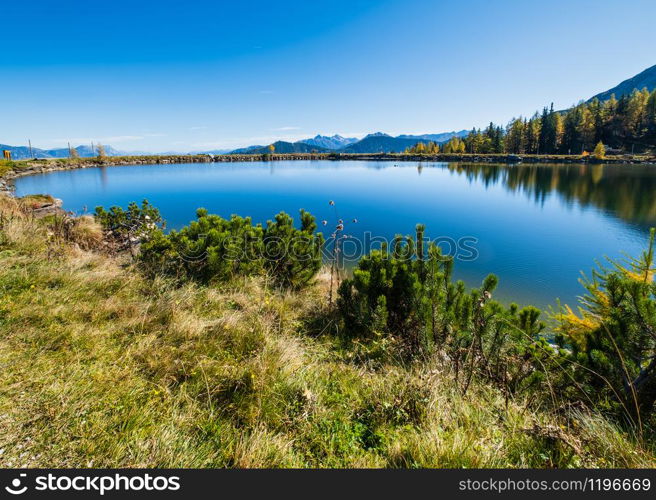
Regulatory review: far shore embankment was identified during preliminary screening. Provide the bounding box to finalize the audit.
[1,151,655,194]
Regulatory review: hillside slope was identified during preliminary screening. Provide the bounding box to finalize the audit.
[234,141,331,154]
[590,63,656,101]
[339,133,423,153]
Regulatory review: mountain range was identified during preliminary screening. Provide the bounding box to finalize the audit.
[336,133,433,154]
[234,141,332,154]
[228,131,469,155]
[0,131,469,159]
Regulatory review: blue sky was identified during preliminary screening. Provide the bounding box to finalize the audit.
[2,0,655,152]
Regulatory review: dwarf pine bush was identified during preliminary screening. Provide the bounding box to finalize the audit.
[94,199,164,253]
[337,225,552,393]
[141,209,266,282]
[139,208,324,289]
[554,228,656,424]
[263,210,325,289]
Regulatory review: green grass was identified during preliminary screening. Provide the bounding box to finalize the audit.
[0,160,18,177]
[0,194,654,468]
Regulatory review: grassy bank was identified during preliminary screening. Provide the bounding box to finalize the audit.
[0,194,654,468]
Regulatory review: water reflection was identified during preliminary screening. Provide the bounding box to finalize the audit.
[99,165,108,189]
[444,162,656,227]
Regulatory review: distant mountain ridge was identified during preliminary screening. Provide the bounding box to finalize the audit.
[228,130,469,154]
[589,63,656,102]
[0,130,475,158]
[0,143,123,160]
[338,134,422,154]
[237,141,332,155]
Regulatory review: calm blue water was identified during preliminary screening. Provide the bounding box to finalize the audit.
[14,160,656,309]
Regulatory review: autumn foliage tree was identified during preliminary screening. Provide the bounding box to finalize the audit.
[441,136,466,154]
[405,141,439,154]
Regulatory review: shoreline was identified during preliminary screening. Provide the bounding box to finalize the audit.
[2,152,655,195]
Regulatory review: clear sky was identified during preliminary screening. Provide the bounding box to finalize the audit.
[2,0,654,152]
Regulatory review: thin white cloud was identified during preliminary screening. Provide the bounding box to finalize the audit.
[188,126,208,131]
[271,126,300,131]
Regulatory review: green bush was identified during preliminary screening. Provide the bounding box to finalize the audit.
[263,210,325,289]
[337,225,552,393]
[95,200,163,235]
[94,200,164,252]
[140,208,324,289]
[142,209,265,282]
[336,235,425,346]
